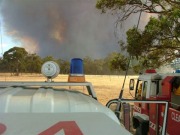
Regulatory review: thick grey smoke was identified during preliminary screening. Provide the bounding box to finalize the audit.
[0,0,121,59]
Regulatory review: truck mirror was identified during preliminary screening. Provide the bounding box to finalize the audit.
[129,79,134,90]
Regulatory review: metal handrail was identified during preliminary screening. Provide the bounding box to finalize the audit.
[106,99,169,135]
[0,81,97,100]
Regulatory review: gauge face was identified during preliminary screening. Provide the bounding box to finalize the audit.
[43,63,56,77]
[41,61,60,78]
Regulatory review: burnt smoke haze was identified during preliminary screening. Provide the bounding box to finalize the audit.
[0,0,143,60]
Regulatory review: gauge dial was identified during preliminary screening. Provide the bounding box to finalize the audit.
[41,61,60,79]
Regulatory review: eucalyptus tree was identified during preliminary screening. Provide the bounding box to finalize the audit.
[96,0,180,71]
[3,47,28,75]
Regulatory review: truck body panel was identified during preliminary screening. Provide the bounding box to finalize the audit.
[0,81,132,134]
[0,113,132,135]
[131,71,180,135]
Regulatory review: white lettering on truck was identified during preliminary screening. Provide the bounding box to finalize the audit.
[171,112,180,122]
[134,105,141,113]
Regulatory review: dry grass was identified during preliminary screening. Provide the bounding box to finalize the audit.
[0,73,137,105]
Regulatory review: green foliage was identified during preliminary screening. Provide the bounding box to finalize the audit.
[96,0,126,13]
[126,15,180,69]
[3,47,28,75]
[82,54,124,75]
[126,28,142,59]
[25,54,42,73]
[96,0,180,72]
[57,59,70,74]
[96,0,180,17]
[83,57,104,74]
[0,47,131,75]
[110,53,127,71]
[42,56,56,63]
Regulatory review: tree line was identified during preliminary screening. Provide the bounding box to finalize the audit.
[0,47,132,75]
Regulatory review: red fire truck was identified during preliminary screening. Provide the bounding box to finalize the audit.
[129,69,180,135]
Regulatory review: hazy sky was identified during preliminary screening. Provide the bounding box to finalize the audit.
[0,0,149,60]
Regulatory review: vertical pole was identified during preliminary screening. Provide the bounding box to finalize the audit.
[162,102,168,135]
[123,103,130,131]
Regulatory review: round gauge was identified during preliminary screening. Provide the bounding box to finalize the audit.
[41,61,60,79]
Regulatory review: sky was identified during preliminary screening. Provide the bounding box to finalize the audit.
[0,0,150,60]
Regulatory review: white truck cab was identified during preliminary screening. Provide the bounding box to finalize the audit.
[132,69,180,100]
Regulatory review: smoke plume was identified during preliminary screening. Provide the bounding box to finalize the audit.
[0,0,120,59]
